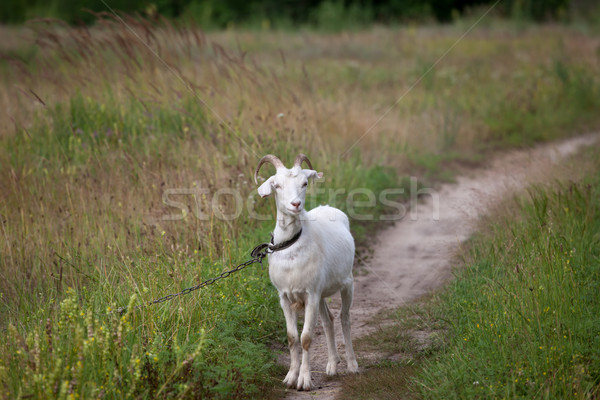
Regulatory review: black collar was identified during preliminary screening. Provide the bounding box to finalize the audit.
[269,228,302,252]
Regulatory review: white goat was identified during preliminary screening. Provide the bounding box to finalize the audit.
[255,154,358,391]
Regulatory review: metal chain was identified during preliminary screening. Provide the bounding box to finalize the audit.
[114,242,271,315]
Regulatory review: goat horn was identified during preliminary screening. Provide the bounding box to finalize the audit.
[254,154,284,184]
[293,153,313,170]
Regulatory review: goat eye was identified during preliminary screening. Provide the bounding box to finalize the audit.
[302,182,308,188]
[273,183,281,189]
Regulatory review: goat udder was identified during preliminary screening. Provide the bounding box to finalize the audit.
[291,300,305,311]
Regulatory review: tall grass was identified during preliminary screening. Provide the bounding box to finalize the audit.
[339,146,600,400]
[1,15,600,398]
[412,149,600,398]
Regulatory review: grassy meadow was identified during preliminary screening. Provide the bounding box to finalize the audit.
[340,143,600,399]
[415,146,600,398]
[1,15,600,398]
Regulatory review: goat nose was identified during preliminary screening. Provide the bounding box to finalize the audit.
[291,200,300,208]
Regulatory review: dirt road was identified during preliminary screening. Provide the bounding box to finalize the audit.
[279,134,598,400]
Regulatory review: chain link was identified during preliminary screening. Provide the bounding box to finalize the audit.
[114,242,270,315]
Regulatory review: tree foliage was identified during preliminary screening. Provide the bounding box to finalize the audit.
[0,0,576,26]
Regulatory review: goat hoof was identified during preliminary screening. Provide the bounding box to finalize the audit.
[296,371,313,391]
[326,360,338,376]
[347,360,359,373]
[283,370,299,388]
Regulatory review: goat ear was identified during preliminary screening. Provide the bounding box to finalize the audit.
[257,177,274,198]
[304,169,323,180]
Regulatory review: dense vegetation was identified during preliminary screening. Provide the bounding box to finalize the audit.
[340,145,600,399]
[413,148,600,398]
[1,13,600,399]
[1,0,589,26]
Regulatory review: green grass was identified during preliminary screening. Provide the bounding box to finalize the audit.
[482,61,600,148]
[2,16,600,399]
[340,146,600,399]
[415,159,600,398]
[0,82,404,399]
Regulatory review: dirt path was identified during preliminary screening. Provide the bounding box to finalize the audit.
[278,134,598,400]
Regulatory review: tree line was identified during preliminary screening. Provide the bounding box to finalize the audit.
[0,0,587,27]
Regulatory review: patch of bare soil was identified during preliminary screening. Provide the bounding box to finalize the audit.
[277,134,599,400]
